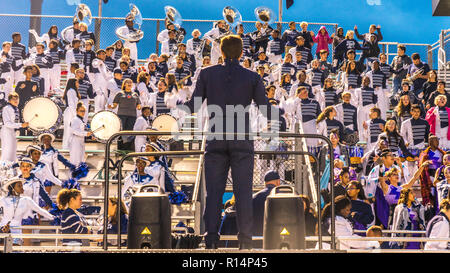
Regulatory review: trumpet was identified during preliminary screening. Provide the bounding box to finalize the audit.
[405,67,425,83]
[176,72,192,90]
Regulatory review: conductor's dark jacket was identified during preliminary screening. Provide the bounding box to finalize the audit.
[184,58,280,142]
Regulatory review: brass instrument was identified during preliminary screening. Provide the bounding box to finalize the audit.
[115,4,144,42]
[176,72,192,90]
[164,6,185,44]
[61,3,92,46]
[223,6,242,31]
[405,67,425,83]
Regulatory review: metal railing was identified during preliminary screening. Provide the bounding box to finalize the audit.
[102,131,335,250]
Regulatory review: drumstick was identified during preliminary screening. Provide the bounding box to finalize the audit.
[92,124,106,134]
[28,114,38,123]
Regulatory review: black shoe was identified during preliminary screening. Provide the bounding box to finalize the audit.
[238,242,253,250]
[205,242,218,249]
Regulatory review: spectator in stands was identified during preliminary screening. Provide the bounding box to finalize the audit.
[219,195,238,248]
[252,171,280,237]
[362,136,389,176]
[427,81,450,109]
[418,135,445,211]
[407,53,431,98]
[312,26,334,59]
[434,166,450,206]
[425,95,450,150]
[391,44,412,97]
[110,78,142,150]
[423,70,438,105]
[112,39,124,61]
[334,31,367,68]
[319,195,379,249]
[318,128,350,174]
[345,181,373,230]
[15,65,39,111]
[366,225,390,249]
[98,197,128,247]
[288,36,313,66]
[377,119,412,159]
[57,188,92,246]
[394,92,413,127]
[425,198,450,250]
[321,167,352,205]
[390,188,425,249]
[299,194,317,248]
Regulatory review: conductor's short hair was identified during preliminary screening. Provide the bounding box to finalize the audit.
[220,35,242,60]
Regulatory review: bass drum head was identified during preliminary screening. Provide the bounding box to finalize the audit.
[22,97,62,133]
[151,114,179,141]
[90,110,122,142]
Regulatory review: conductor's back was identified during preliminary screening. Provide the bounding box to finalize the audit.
[183,35,280,250]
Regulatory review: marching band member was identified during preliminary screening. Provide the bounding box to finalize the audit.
[26,145,63,193]
[169,56,192,89]
[38,132,76,181]
[284,86,321,146]
[10,32,28,86]
[106,68,123,114]
[0,177,55,246]
[61,19,81,49]
[355,76,377,140]
[282,21,300,54]
[342,60,362,91]
[15,66,40,112]
[30,64,45,95]
[316,77,339,109]
[292,51,308,73]
[366,60,389,120]
[74,68,94,122]
[160,30,179,59]
[318,50,333,78]
[62,78,81,149]
[317,106,345,140]
[148,79,172,119]
[186,29,203,64]
[362,107,386,152]
[193,56,211,83]
[146,60,159,86]
[276,73,293,101]
[133,106,152,152]
[47,39,65,92]
[119,15,140,63]
[118,59,137,83]
[65,39,84,69]
[279,53,297,81]
[104,46,118,72]
[237,24,254,61]
[253,50,269,68]
[34,43,53,96]
[156,54,169,81]
[266,29,284,64]
[252,21,273,54]
[407,53,430,98]
[143,142,169,193]
[92,49,113,113]
[335,91,358,133]
[120,47,136,68]
[1,92,28,162]
[177,45,197,74]
[425,95,450,150]
[309,59,327,89]
[83,39,96,81]
[204,20,228,64]
[1,42,22,95]
[122,157,155,208]
[112,40,124,61]
[75,22,95,46]
[68,102,93,166]
[157,21,175,44]
[135,71,153,107]
[256,65,273,87]
[288,36,313,66]
[18,157,53,209]
[289,70,313,98]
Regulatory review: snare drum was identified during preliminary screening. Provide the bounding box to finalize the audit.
[22,96,62,134]
[90,110,122,143]
[349,146,364,165]
[151,114,179,141]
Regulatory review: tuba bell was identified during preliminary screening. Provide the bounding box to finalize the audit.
[254,6,276,25]
[115,4,144,43]
[222,6,242,31]
[164,6,185,45]
[75,3,92,27]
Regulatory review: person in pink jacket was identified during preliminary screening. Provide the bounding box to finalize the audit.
[425,94,450,149]
[313,26,334,59]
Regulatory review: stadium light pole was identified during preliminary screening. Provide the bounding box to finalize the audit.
[94,0,103,51]
[278,0,283,31]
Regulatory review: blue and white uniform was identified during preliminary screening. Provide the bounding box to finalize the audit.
[61,207,89,245]
[122,171,155,208]
[1,103,21,162]
[68,115,88,166]
[40,145,76,178]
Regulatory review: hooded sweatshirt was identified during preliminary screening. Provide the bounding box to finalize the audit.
[312,26,333,54]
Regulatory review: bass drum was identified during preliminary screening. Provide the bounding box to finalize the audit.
[90,110,122,143]
[151,114,179,141]
[22,96,62,134]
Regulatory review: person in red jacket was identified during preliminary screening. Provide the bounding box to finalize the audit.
[425,94,450,150]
